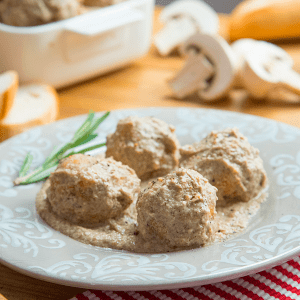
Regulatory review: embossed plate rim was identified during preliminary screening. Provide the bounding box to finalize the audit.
[1,107,300,291]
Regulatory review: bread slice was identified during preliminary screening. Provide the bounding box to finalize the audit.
[0,70,18,120]
[0,83,59,142]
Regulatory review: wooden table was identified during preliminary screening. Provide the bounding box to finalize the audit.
[1,7,300,300]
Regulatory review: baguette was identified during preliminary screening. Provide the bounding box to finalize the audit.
[229,0,300,41]
[0,70,18,121]
[0,83,59,142]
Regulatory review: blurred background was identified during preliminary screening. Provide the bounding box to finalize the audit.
[156,0,243,13]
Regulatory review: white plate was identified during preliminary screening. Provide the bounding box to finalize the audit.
[1,107,300,291]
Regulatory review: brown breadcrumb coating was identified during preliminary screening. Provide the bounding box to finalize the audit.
[46,154,140,225]
[136,168,218,248]
[180,128,267,203]
[106,116,180,180]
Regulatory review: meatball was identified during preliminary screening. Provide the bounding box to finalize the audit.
[46,154,140,225]
[180,128,267,203]
[106,116,180,180]
[136,168,218,248]
[0,0,83,27]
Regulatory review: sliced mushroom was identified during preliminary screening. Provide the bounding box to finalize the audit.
[153,0,219,56]
[231,38,294,89]
[233,39,300,99]
[168,33,237,101]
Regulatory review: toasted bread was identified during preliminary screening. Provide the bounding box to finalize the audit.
[0,70,18,121]
[0,83,59,142]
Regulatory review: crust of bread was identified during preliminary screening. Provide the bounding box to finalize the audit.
[229,0,300,41]
[0,84,59,142]
[0,70,18,121]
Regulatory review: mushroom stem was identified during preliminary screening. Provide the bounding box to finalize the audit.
[168,53,214,99]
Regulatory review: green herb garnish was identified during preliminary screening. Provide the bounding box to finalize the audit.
[14,110,110,186]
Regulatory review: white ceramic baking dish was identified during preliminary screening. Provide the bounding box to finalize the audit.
[0,0,154,88]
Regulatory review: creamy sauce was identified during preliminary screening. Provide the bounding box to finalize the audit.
[36,178,268,253]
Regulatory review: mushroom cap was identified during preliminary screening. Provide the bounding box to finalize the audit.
[233,39,294,98]
[160,0,219,35]
[231,38,294,71]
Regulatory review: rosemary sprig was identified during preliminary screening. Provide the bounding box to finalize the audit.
[14,111,110,186]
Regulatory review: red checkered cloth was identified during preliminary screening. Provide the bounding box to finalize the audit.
[70,255,300,300]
